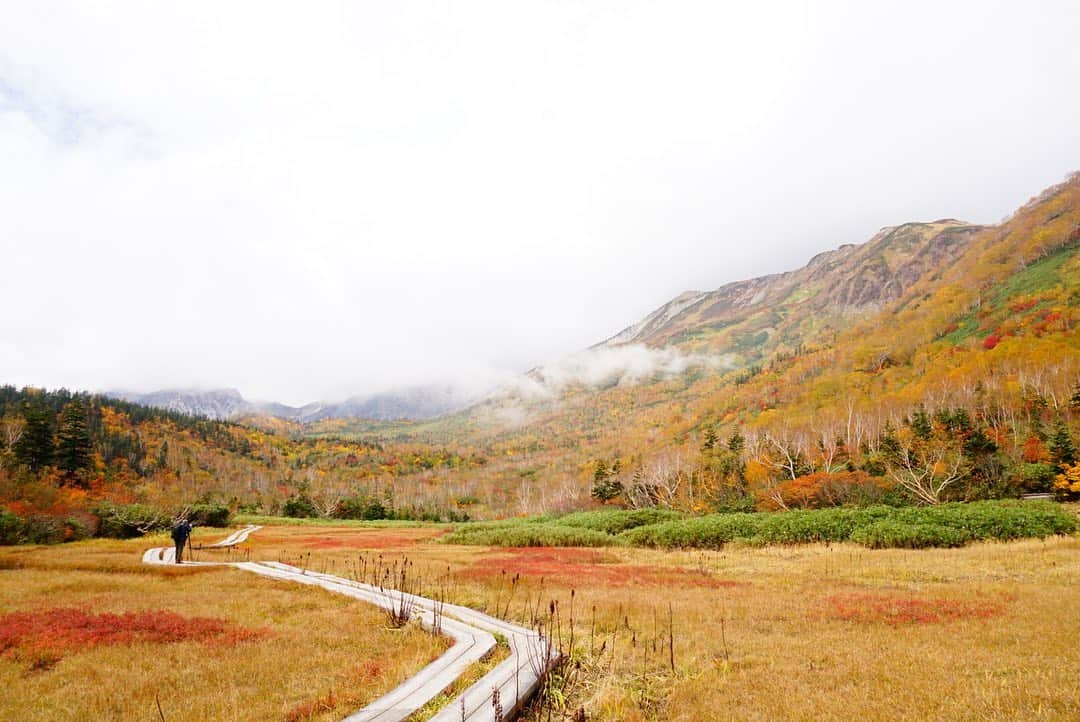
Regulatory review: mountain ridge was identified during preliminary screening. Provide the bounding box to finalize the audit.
[600,219,985,356]
[107,384,480,423]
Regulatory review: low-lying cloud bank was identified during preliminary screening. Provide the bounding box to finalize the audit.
[494,344,732,401]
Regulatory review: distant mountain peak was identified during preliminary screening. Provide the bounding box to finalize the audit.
[107,384,481,423]
[599,218,984,351]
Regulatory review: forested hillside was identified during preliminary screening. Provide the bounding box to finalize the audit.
[312,172,1080,515]
[1,173,1078,538]
[0,387,479,542]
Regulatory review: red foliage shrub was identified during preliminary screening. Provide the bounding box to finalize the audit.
[462,547,742,589]
[1022,435,1049,463]
[0,607,267,669]
[820,593,1003,625]
[284,690,337,722]
[352,659,383,682]
[758,471,892,510]
[1010,299,1038,313]
[982,334,1001,350]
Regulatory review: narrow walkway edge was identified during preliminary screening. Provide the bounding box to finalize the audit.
[143,526,558,722]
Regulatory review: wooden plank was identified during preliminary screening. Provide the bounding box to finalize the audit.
[143,527,557,721]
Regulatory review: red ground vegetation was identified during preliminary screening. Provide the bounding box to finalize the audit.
[284,690,338,722]
[292,529,447,549]
[820,592,1004,625]
[0,607,267,670]
[461,547,743,589]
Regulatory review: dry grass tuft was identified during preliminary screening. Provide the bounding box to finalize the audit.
[820,591,1005,625]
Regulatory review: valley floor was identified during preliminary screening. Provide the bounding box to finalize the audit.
[2,522,1078,721]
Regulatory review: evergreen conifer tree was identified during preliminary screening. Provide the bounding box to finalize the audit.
[909,407,933,440]
[56,398,92,476]
[13,400,54,471]
[1049,419,1076,468]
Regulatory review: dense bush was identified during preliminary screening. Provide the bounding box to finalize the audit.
[0,509,21,545]
[336,495,389,521]
[1010,462,1058,493]
[549,508,685,534]
[620,513,762,548]
[624,501,1074,549]
[189,503,231,528]
[757,471,899,510]
[890,500,1075,540]
[442,522,615,547]
[91,503,170,538]
[850,521,972,549]
[282,495,319,519]
[445,500,1076,550]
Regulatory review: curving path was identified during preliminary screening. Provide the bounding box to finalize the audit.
[144,526,557,722]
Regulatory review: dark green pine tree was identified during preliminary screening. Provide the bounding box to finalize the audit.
[701,428,718,451]
[591,459,623,503]
[157,440,170,471]
[909,407,933,440]
[1049,419,1076,468]
[13,400,55,471]
[56,398,93,477]
[1071,382,1080,412]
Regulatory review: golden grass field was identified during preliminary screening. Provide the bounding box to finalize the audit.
[2,521,1078,721]
[0,528,447,722]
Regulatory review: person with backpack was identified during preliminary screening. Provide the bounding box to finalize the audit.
[171,518,193,564]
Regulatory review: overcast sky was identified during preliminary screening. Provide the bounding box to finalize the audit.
[2,1,1079,405]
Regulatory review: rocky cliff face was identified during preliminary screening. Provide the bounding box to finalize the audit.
[601,220,985,354]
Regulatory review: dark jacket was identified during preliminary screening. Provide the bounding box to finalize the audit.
[171,521,192,543]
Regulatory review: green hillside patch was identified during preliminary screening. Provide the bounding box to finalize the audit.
[940,240,1078,345]
[991,239,1077,303]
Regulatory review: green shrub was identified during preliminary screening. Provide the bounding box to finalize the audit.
[337,496,390,521]
[61,516,95,542]
[282,495,319,519]
[92,502,169,538]
[894,500,1076,540]
[552,508,685,535]
[0,509,21,545]
[620,514,761,548]
[442,523,615,547]
[189,503,232,527]
[445,500,1076,550]
[851,521,972,549]
[20,515,64,544]
[1009,463,1058,493]
[713,495,757,514]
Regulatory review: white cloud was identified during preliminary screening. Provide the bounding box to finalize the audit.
[498,345,732,401]
[1,1,1078,405]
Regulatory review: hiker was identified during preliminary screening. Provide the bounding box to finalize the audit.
[171,518,193,564]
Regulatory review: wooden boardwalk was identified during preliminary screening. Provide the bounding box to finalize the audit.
[143,526,556,721]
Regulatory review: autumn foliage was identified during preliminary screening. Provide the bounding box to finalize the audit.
[460,546,739,588]
[0,607,266,670]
